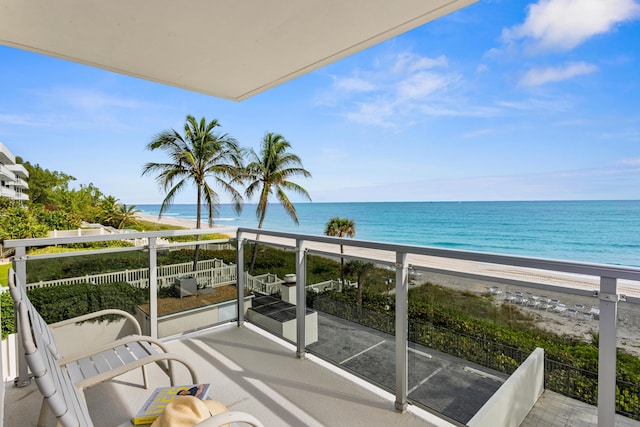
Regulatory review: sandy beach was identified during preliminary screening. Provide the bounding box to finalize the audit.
[136,213,640,355]
[136,213,237,237]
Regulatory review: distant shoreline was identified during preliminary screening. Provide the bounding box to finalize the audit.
[135,213,237,237]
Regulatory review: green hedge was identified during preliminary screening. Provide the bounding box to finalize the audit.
[1,292,14,340]
[27,282,146,324]
[0,282,147,339]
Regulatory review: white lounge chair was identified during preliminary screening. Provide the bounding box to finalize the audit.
[9,269,200,424]
[17,301,262,427]
[554,303,567,314]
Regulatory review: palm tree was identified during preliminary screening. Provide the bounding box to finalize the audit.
[116,203,141,229]
[245,132,311,273]
[142,115,244,269]
[344,260,374,315]
[98,196,120,227]
[324,217,356,286]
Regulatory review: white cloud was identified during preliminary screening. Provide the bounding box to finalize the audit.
[391,52,448,74]
[0,114,36,126]
[621,157,640,166]
[317,50,493,127]
[333,77,376,93]
[462,128,499,139]
[396,72,455,101]
[504,0,640,51]
[519,62,598,86]
[48,87,150,110]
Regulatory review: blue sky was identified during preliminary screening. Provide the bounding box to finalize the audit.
[1,0,639,204]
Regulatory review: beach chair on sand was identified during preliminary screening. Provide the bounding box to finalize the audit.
[553,303,567,315]
[528,296,541,309]
[538,296,551,310]
[548,299,560,311]
[488,286,502,297]
[504,291,515,303]
[588,306,600,320]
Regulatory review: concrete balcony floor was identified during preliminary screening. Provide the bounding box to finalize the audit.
[4,321,640,427]
[4,322,442,427]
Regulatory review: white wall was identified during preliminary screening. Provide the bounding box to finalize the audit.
[467,347,545,427]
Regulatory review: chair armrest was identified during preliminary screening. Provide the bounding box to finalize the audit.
[49,309,142,335]
[195,412,264,427]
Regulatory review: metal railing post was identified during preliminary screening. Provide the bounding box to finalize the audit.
[395,252,409,412]
[13,245,30,387]
[236,231,245,327]
[598,276,618,427]
[296,239,306,359]
[148,237,158,339]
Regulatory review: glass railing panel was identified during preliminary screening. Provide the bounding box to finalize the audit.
[615,293,640,421]
[17,236,239,339]
[242,240,299,344]
[150,235,238,338]
[406,268,513,424]
[305,249,397,391]
[25,243,148,282]
[20,245,150,353]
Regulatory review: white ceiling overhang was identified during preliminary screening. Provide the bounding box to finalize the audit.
[0,0,476,101]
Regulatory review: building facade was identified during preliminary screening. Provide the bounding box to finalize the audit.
[0,142,28,202]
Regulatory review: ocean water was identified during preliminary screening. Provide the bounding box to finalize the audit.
[136,200,640,267]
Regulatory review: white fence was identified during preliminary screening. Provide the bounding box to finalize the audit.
[25,259,293,295]
[26,258,230,290]
[244,273,284,294]
[306,279,356,293]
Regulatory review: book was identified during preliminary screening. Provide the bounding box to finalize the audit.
[132,383,211,425]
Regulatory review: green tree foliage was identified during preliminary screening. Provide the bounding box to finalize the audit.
[142,115,245,228]
[1,291,14,340]
[344,259,374,312]
[116,204,140,229]
[54,183,103,223]
[34,208,80,231]
[98,195,120,227]
[324,217,356,285]
[0,205,48,240]
[22,161,76,207]
[97,197,140,229]
[245,132,311,272]
[143,115,245,270]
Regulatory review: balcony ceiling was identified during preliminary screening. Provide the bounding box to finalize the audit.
[0,0,475,101]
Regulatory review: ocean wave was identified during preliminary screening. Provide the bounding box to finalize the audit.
[216,218,237,222]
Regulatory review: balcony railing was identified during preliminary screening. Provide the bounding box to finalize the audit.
[4,227,640,426]
[0,164,13,180]
[11,177,28,189]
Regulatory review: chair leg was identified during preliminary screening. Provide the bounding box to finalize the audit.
[169,360,175,386]
[142,366,148,389]
[37,399,50,427]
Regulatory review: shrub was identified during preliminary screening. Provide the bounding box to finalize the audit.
[1,291,14,339]
[27,282,146,324]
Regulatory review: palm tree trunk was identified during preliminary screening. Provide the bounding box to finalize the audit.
[357,278,363,316]
[192,186,202,272]
[249,214,266,274]
[340,244,345,286]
